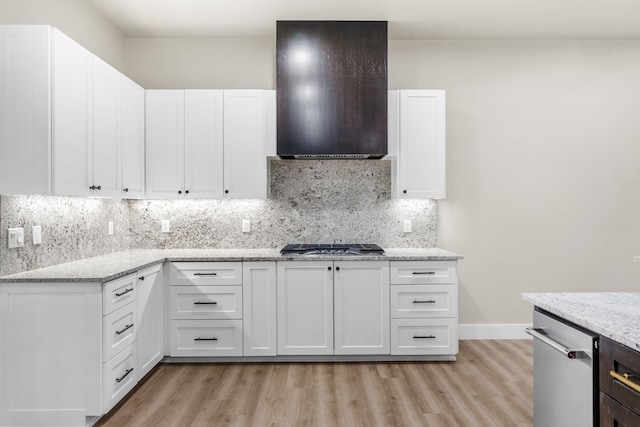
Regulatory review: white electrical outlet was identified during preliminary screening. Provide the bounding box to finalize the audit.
[242,220,251,233]
[162,220,171,233]
[634,256,640,263]
[32,225,42,245]
[7,227,25,249]
[403,219,412,233]
[108,221,114,235]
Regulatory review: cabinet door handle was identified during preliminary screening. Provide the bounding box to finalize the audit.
[178,190,182,194]
[335,266,340,271]
[123,188,129,193]
[193,272,217,276]
[96,185,101,190]
[412,271,436,275]
[194,301,217,305]
[115,368,134,383]
[115,324,134,335]
[225,190,229,194]
[114,288,133,297]
[185,190,190,194]
[413,300,436,304]
[610,371,640,393]
[328,266,332,271]
[413,335,436,339]
[194,337,218,341]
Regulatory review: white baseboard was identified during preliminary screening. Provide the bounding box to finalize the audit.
[459,324,532,340]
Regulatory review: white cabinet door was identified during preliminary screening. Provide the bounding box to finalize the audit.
[184,90,224,198]
[334,261,390,355]
[223,90,266,199]
[397,90,446,199]
[121,76,145,198]
[0,25,51,195]
[91,56,121,198]
[243,262,277,356]
[52,29,93,197]
[137,264,164,380]
[277,261,333,355]
[0,283,102,427]
[145,90,185,199]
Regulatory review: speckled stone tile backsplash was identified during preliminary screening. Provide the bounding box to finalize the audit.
[0,195,129,276]
[129,160,437,249]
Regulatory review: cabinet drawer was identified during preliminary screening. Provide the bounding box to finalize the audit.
[600,336,640,415]
[103,301,138,361]
[170,262,242,286]
[103,342,137,413]
[390,284,457,318]
[103,272,137,314]
[600,392,640,427]
[390,261,457,285]
[169,285,242,320]
[391,318,458,355]
[170,320,243,357]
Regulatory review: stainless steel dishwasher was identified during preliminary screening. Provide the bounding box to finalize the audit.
[526,308,599,427]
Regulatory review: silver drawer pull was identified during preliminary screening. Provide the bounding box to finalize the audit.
[115,368,133,383]
[194,301,217,305]
[115,324,134,335]
[193,272,217,276]
[114,288,133,297]
[413,335,436,339]
[412,271,436,275]
[194,337,218,341]
[413,300,436,304]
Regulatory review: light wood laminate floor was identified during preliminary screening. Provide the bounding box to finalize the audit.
[96,340,533,427]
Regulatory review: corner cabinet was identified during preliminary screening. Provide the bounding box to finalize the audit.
[0,265,165,427]
[145,89,267,200]
[0,25,142,197]
[388,90,446,199]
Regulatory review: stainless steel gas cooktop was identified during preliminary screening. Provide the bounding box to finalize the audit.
[280,243,385,256]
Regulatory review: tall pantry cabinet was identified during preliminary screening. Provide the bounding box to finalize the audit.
[0,25,144,197]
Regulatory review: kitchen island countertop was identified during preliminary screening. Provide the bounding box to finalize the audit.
[0,247,462,284]
[523,292,640,351]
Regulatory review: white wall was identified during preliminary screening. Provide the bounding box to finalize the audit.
[0,0,125,71]
[125,38,275,89]
[390,40,640,324]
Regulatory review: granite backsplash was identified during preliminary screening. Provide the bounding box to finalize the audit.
[0,160,437,276]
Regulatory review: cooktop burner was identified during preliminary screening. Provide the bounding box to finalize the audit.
[280,243,385,256]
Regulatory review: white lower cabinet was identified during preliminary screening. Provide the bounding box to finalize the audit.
[137,264,164,380]
[243,262,277,356]
[277,261,334,355]
[390,261,458,356]
[334,261,390,355]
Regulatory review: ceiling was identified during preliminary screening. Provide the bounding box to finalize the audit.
[86,0,640,40]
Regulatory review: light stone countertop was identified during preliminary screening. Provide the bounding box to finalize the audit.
[522,292,640,351]
[0,247,462,283]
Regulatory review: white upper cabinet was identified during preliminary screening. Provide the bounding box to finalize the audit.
[0,25,51,195]
[120,76,145,199]
[184,90,224,199]
[223,90,267,199]
[390,90,446,199]
[145,90,185,199]
[52,29,94,197]
[146,89,267,200]
[91,56,121,198]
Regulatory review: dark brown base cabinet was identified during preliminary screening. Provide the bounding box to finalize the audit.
[599,336,640,426]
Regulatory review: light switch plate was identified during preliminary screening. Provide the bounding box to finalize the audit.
[32,226,42,245]
[403,219,412,233]
[7,227,25,249]
[242,220,251,233]
[108,221,114,235]
[162,220,171,233]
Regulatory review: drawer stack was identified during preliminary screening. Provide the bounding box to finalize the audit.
[102,273,138,412]
[169,262,243,356]
[389,261,458,355]
[600,336,640,426]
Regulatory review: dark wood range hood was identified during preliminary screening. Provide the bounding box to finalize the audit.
[276,21,388,159]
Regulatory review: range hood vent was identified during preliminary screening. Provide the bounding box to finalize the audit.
[276,21,388,159]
